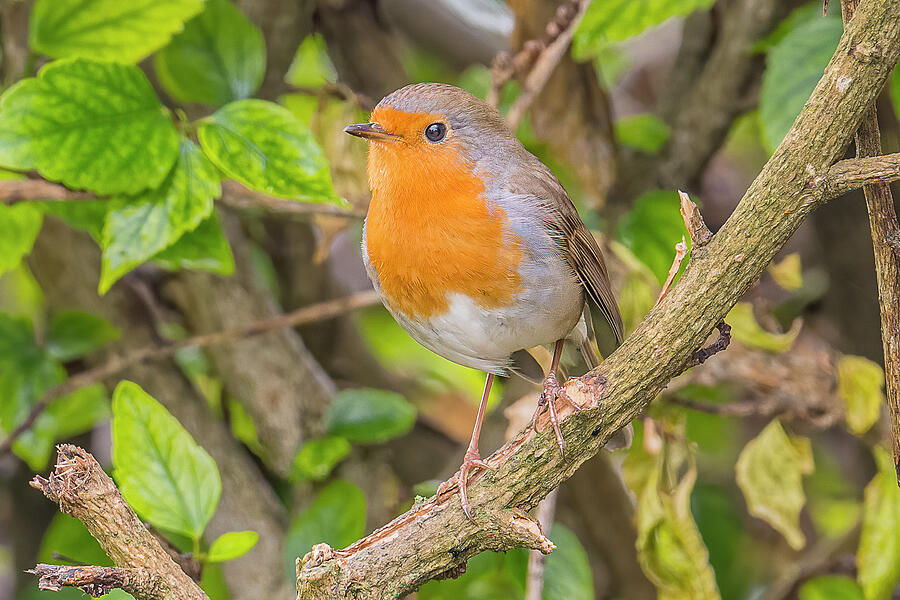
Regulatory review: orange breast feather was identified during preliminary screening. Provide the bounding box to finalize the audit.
[365,108,524,321]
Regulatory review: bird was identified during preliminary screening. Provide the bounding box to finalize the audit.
[345,82,623,517]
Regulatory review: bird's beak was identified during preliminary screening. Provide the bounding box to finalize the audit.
[344,122,399,142]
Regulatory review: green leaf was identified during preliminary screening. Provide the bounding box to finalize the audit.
[609,241,658,334]
[100,140,220,292]
[614,114,670,154]
[634,463,721,600]
[291,436,351,482]
[47,311,120,361]
[726,302,801,353]
[325,388,416,444]
[837,355,885,435]
[800,576,865,600]
[544,523,594,600]
[0,59,179,195]
[285,480,365,579]
[39,200,109,241]
[0,312,41,365]
[112,381,221,540]
[155,0,265,106]
[753,3,825,53]
[15,383,110,471]
[759,17,843,153]
[30,0,205,63]
[857,447,900,600]
[768,253,804,291]
[286,34,337,89]
[153,212,235,275]
[574,0,714,56]
[206,530,259,563]
[617,190,689,284]
[198,99,341,203]
[39,513,112,566]
[0,203,43,278]
[735,420,813,550]
[891,66,900,123]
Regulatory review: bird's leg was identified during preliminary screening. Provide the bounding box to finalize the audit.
[436,373,494,518]
[531,339,582,456]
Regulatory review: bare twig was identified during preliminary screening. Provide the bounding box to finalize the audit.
[30,565,166,599]
[678,190,713,247]
[219,180,367,219]
[690,322,732,366]
[505,0,590,129]
[524,489,559,600]
[0,177,366,219]
[841,0,900,484]
[656,237,688,305]
[0,290,380,457]
[29,445,208,600]
[486,0,582,107]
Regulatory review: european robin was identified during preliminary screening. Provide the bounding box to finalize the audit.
[345,83,623,517]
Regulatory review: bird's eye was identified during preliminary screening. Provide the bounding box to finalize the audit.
[425,122,446,142]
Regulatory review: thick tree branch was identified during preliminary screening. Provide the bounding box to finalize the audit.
[841,0,900,484]
[29,445,208,600]
[295,1,900,597]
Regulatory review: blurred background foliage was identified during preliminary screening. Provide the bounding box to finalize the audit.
[0,0,898,599]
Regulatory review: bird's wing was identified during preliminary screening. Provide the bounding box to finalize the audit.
[509,159,624,344]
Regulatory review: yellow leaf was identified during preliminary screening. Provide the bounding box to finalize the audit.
[857,447,900,600]
[735,420,813,550]
[768,253,803,290]
[837,355,885,435]
[727,302,801,353]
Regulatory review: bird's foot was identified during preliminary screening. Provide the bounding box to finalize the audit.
[436,449,491,519]
[531,371,582,456]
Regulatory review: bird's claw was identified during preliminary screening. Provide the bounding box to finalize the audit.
[531,372,581,457]
[436,450,491,519]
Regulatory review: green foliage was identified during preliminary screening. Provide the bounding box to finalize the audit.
[0,59,179,194]
[759,15,842,152]
[543,523,594,600]
[99,140,220,292]
[0,203,43,278]
[837,355,885,435]
[285,480,366,579]
[287,34,338,89]
[857,448,900,600]
[0,312,113,469]
[30,0,205,63]
[632,456,721,600]
[753,3,823,53]
[735,420,813,550]
[153,213,235,276]
[325,388,417,444]
[726,302,801,353]
[198,99,341,203]
[112,381,221,540]
[614,114,670,154]
[800,576,865,600]
[47,310,121,361]
[574,0,714,56]
[39,200,109,241]
[156,0,266,106]
[617,190,690,285]
[291,436,352,481]
[609,241,658,334]
[16,384,110,470]
[206,531,259,563]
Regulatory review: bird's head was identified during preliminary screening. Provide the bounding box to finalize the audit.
[344,83,520,196]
